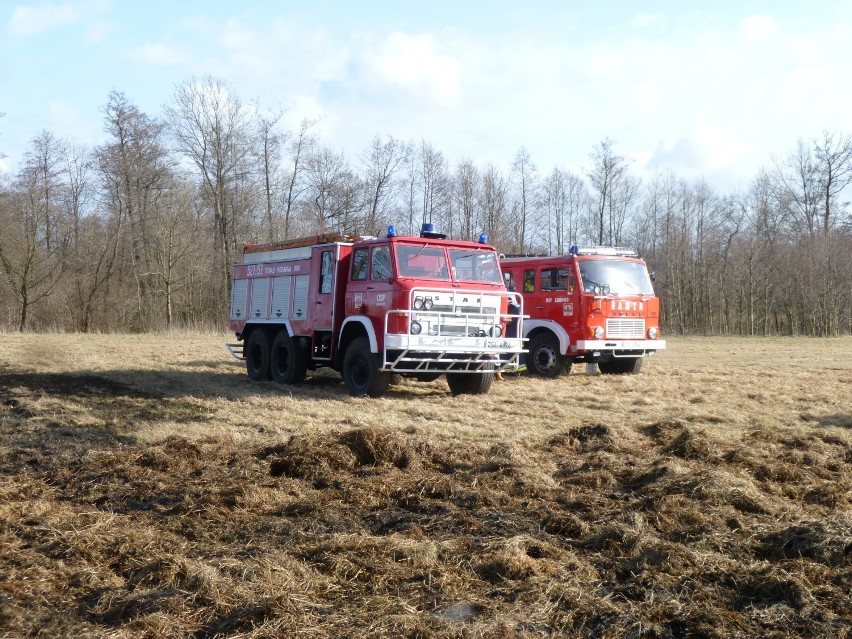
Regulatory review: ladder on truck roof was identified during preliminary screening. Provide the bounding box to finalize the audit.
[242,232,366,255]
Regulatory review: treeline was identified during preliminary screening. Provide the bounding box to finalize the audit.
[1,76,851,335]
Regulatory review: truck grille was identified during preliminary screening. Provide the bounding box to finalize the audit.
[606,318,645,339]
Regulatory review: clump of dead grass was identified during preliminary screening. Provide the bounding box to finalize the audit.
[2,334,852,638]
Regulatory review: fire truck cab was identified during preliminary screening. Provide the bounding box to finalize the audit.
[228,226,524,397]
[500,246,665,376]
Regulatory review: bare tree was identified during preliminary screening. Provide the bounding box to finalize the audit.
[148,180,204,327]
[813,130,852,235]
[587,138,639,245]
[306,145,359,234]
[255,108,289,242]
[479,163,511,251]
[0,132,69,330]
[361,134,408,236]
[165,75,255,294]
[452,159,480,241]
[282,117,319,240]
[543,167,587,254]
[511,146,538,251]
[419,141,449,229]
[99,91,172,328]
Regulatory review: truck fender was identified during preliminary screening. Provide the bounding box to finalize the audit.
[339,317,379,353]
[243,320,296,339]
[522,320,570,356]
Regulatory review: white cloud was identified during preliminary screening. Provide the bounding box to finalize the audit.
[364,32,463,106]
[740,15,776,42]
[133,43,191,66]
[9,2,77,37]
[84,21,114,44]
[629,12,664,29]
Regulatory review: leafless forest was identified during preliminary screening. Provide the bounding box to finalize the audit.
[1,75,851,335]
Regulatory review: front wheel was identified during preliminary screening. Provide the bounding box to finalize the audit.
[527,333,566,377]
[446,368,494,396]
[343,337,391,397]
[245,330,272,381]
[599,357,643,374]
[270,331,307,385]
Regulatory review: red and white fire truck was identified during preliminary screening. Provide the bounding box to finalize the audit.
[227,225,524,397]
[500,246,665,376]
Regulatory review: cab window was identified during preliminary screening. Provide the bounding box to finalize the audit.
[503,271,516,292]
[523,269,536,293]
[320,250,334,293]
[371,246,392,280]
[351,248,369,281]
[541,267,570,291]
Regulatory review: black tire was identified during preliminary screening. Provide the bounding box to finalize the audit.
[413,372,442,383]
[245,330,271,381]
[343,337,391,397]
[599,357,643,375]
[270,331,308,385]
[527,333,566,377]
[446,367,494,396]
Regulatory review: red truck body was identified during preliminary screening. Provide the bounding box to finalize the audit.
[228,229,524,396]
[500,246,665,376]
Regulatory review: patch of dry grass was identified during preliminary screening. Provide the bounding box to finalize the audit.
[1,334,851,637]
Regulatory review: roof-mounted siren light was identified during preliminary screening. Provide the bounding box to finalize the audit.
[387,224,396,238]
[477,231,488,244]
[569,245,638,257]
[420,222,447,239]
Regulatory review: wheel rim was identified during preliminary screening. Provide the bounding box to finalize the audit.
[350,353,370,389]
[248,343,263,372]
[534,344,558,372]
[274,345,289,376]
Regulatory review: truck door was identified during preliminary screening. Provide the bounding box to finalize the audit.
[542,263,580,337]
[309,246,337,358]
[346,244,394,341]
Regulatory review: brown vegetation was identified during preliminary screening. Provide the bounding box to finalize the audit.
[1,334,851,637]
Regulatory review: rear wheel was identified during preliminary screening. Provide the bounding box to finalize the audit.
[599,357,643,374]
[245,330,271,381]
[446,368,494,396]
[343,337,391,397]
[270,331,307,385]
[527,333,566,377]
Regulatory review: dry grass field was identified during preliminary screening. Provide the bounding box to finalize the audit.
[1,333,850,638]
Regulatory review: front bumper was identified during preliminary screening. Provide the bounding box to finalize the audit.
[383,334,525,372]
[573,339,666,353]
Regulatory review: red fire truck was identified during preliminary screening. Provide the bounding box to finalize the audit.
[500,246,665,376]
[227,225,524,397]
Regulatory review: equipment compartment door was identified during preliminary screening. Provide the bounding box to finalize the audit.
[309,247,336,332]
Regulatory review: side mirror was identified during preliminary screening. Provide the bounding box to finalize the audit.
[650,272,656,282]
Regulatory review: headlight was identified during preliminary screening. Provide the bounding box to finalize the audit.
[410,321,422,335]
[594,326,604,339]
[413,297,423,310]
[423,297,434,310]
[490,325,503,337]
[648,327,658,339]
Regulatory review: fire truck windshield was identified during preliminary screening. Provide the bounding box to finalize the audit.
[578,259,654,295]
[396,245,451,280]
[449,249,503,284]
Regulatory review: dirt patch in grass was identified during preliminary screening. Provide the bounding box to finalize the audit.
[1,334,851,637]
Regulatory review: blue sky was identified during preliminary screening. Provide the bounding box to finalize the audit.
[2,0,851,189]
